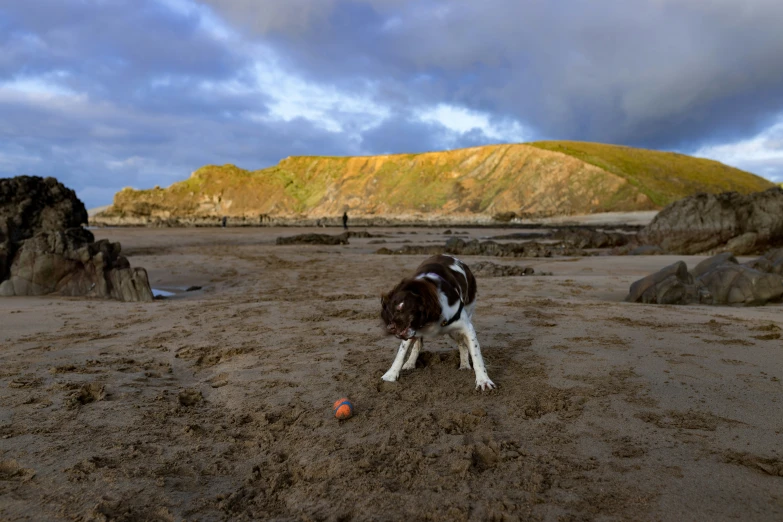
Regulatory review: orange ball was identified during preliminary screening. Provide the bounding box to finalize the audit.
[332,397,354,420]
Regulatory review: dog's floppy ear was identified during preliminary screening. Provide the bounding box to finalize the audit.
[381,293,389,306]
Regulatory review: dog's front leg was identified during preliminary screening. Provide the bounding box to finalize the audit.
[382,338,414,382]
[462,322,495,391]
[402,337,422,370]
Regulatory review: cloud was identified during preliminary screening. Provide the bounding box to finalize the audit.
[694,116,783,181]
[2,0,783,207]
[201,0,783,149]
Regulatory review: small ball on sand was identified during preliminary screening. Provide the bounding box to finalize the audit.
[333,397,354,420]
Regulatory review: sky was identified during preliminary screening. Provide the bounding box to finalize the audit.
[2,0,783,209]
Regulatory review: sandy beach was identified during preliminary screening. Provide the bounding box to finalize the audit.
[1,226,782,521]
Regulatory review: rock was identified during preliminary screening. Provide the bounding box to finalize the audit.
[0,228,153,302]
[0,176,88,243]
[553,228,630,249]
[276,233,349,245]
[377,245,446,256]
[1,176,153,302]
[626,251,783,306]
[691,253,737,279]
[470,261,535,277]
[624,261,697,304]
[698,265,783,306]
[744,248,783,275]
[639,188,783,254]
[0,239,12,282]
[379,238,560,258]
[490,232,548,241]
[344,231,375,238]
[723,232,758,255]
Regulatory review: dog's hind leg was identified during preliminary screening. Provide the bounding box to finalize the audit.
[382,338,414,382]
[449,332,472,370]
[402,337,422,370]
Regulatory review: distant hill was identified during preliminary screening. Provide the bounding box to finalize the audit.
[98,141,774,224]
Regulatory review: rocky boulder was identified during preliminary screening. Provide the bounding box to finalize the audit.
[0,228,153,302]
[698,264,783,306]
[625,250,783,306]
[743,249,783,275]
[1,176,153,302]
[624,261,700,305]
[639,188,783,254]
[0,176,88,243]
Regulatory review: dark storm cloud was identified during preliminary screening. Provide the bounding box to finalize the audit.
[202,0,783,149]
[3,0,783,208]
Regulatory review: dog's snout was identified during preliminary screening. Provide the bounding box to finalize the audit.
[394,327,414,340]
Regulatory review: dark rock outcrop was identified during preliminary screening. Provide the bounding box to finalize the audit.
[552,228,631,249]
[698,264,783,306]
[743,249,783,275]
[470,261,535,277]
[0,176,88,243]
[375,234,609,258]
[639,188,783,254]
[377,238,560,258]
[625,261,700,305]
[625,250,783,306]
[1,176,153,301]
[275,231,381,245]
[276,233,350,245]
[1,176,89,282]
[0,228,153,302]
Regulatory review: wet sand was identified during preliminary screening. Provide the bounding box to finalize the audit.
[1,226,782,521]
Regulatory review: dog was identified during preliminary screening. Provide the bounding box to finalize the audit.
[380,254,495,391]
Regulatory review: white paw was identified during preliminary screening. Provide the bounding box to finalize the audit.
[475,378,496,391]
[381,371,399,382]
[458,364,472,371]
[402,362,416,371]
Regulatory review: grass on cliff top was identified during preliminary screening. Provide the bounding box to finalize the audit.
[528,141,774,206]
[106,141,776,217]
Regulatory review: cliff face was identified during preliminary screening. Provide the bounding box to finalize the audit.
[99,142,774,223]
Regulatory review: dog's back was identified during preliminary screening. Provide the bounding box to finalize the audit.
[414,254,476,312]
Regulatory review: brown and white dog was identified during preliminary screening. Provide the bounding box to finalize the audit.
[380,254,495,391]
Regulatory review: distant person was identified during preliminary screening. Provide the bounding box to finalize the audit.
[222,216,227,228]
[342,211,348,230]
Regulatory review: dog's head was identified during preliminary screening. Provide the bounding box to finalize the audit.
[380,280,439,340]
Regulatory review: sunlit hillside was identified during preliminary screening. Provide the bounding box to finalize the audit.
[101,142,773,221]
